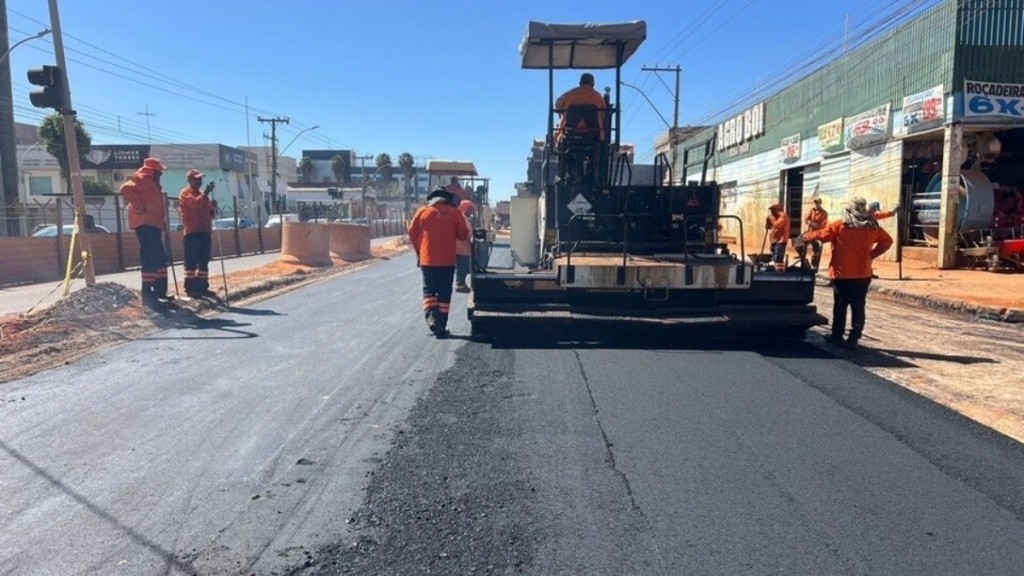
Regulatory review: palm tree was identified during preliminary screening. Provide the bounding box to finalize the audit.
[375,153,393,195]
[398,152,415,197]
[299,156,314,183]
[330,154,347,184]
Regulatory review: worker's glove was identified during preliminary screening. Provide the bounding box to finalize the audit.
[893,204,900,211]
[203,182,215,195]
[765,217,773,230]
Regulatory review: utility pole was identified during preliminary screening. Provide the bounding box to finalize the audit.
[642,65,681,183]
[137,104,155,144]
[356,154,373,220]
[0,1,18,236]
[46,0,95,284]
[257,116,289,218]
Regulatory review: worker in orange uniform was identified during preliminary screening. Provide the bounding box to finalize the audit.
[555,72,606,142]
[802,197,893,348]
[804,196,829,270]
[455,200,475,293]
[868,201,898,220]
[178,170,217,298]
[765,203,790,272]
[408,188,470,338]
[120,157,170,307]
[445,176,470,204]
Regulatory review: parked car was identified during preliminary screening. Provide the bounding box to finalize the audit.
[265,213,301,228]
[212,217,257,230]
[31,224,110,237]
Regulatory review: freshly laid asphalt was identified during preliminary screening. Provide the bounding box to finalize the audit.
[1,252,1022,575]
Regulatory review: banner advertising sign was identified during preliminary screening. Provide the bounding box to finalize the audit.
[80,145,151,169]
[781,134,801,162]
[901,85,944,133]
[716,102,765,152]
[817,118,844,153]
[845,103,890,149]
[964,80,1024,120]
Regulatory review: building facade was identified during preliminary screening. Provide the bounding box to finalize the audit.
[672,0,1024,268]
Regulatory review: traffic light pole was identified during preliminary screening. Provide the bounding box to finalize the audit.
[46,0,94,285]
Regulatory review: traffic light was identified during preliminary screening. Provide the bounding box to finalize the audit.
[26,65,68,111]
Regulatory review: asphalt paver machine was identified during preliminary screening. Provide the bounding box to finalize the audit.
[468,20,826,338]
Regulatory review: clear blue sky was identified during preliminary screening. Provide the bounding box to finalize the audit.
[6,0,940,201]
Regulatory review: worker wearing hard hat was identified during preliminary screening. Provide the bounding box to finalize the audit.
[802,197,893,348]
[120,157,171,307]
[408,188,470,338]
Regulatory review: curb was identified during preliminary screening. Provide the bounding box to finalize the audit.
[815,273,1024,324]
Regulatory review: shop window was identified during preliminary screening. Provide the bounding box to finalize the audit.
[29,176,53,196]
[784,167,804,236]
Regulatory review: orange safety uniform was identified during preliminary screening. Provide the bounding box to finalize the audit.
[767,211,790,244]
[120,168,166,230]
[555,86,606,141]
[803,220,893,279]
[871,209,896,220]
[408,200,470,267]
[445,183,471,204]
[178,186,215,235]
[805,206,829,231]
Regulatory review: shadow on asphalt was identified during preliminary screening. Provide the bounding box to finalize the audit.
[143,316,258,340]
[470,320,841,358]
[0,440,193,573]
[222,306,285,317]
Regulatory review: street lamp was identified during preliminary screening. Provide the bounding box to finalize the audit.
[0,29,51,66]
[279,125,319,157]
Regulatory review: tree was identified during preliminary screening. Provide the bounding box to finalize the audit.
[330,154,347,184]
[299,156,314,183]
[38,114,91,194]
[83,180,115,196]
[375,153,394,197]
[398,152,415,196]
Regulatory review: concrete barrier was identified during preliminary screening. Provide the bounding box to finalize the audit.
[278,222,332,267]
[329,223,372,262]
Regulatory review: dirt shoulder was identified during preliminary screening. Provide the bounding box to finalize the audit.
[0,240,411,385]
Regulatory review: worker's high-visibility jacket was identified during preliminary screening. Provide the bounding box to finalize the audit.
[871,209,896,220]
[408,199,469,267]
[555,86,607,141]
[119,170,166,230]
[767,212,790,244]
[178,186,215,235]
[803,219,893,280]
[805,207,829,231]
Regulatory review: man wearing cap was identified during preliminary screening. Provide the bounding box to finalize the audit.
[179,170,217,298]
[802,197,893,348]
[804,196,829,270]
[765,203,790,272]
[120,157,171,306]
[408,188,470,338]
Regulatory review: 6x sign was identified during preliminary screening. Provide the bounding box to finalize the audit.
[965,80,1024,119]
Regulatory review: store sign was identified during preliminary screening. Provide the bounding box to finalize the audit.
[218,145,248,172]
[901,85,944,132]
[780,134,801,162]
[964,80,1024,119]
[150,144,220,169]
[81,145,151,169]
[817,118,844,152]
[716,102,765,152]
[845,103,890,149]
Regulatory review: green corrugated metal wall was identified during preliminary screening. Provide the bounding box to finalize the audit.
[729,0,958,158]
[955,0,1024,85]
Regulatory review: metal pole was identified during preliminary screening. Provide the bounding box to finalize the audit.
[47,0,95,284]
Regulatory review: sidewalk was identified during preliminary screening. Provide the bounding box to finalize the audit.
[0,237,403,317]
[857,259,1024,324]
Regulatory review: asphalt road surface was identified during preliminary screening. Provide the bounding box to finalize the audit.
[1,253,1022,575]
